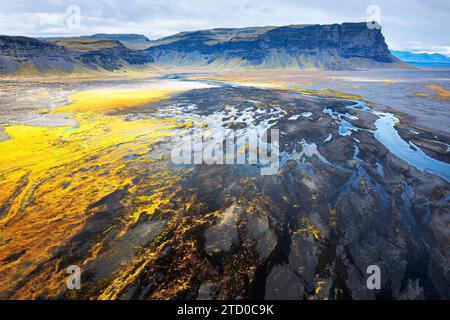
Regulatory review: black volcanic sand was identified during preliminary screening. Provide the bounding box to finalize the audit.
[36,83,450,300]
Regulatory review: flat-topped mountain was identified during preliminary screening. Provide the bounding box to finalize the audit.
[0,22,406,75]
[146,22,405,69]
[88,33,151,43]
[39,33,152,50]
[47,38,124,52]
[87,34,152,49]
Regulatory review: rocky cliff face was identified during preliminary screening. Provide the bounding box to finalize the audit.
[85,34,152,50]
[146,23,404,70]
[50,38,154,70]
[0,35,153,74]
[0,36,75,73]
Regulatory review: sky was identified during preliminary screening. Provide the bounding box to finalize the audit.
[0,0,449,53]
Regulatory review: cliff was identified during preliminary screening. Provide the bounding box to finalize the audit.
[146,23,404,70]
[0,35,153,74]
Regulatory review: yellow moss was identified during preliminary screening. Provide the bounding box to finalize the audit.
[99,209,220,300]
[0,85,194,298]
[298,217,323,240]
[315,281,326,294]
[54,89,179,114]
[253,83,366,101]
[393,113,402,126]
[36,107,50,114]
[426,85,450,99]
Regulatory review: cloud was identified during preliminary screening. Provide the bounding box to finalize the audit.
[0,0,448,52]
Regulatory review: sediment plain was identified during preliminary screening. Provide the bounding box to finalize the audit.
[0,69,449,299]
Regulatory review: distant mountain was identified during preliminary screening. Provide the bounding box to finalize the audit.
[88,33,151,43]
[145,22,406,70]
[48,38,125,52]
[0,35,153,74]
[39,34,152,50]
[48,38,154,67]
[0,23,408,75]
[391,50,450,68]
[86,34,152,49]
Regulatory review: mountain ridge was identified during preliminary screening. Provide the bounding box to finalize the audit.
[0,22,407,75]
[392,50,450,68]
[0,35,154,74]
[39,33,152,50]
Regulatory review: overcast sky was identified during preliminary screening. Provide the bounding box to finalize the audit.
[0,0,448,53]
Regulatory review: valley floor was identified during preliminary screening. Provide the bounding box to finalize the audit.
[0,69,449,299]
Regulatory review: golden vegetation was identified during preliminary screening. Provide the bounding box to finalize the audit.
[0,86,192,298]
[416,85,450,100]
[427,84,450,99]
[49,38,121,52]
[55,89,177,114]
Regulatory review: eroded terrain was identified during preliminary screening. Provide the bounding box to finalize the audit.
[0,70,449,299]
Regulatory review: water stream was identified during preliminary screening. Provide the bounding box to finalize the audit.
[162,74,450,183]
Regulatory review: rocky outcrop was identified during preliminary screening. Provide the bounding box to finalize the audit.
[51,38,154,70]
[0,35,153,74]
[0,36,75,73]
